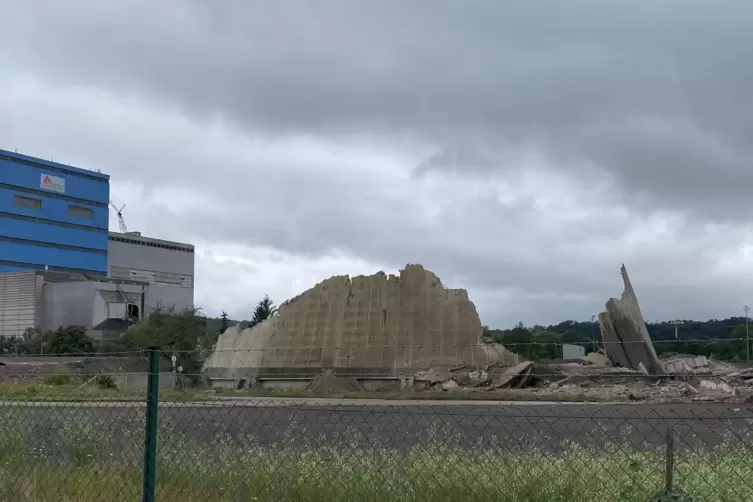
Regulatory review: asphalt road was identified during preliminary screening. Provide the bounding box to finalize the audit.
[5,399,753,456]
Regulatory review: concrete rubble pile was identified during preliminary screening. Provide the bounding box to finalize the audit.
[411,360,656,397]
[409,354,753,402]
[413,361,537,391]
[411,342,753,402]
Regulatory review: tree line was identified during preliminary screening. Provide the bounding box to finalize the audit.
[484,317,753,362]
[0,295,278,384]
[6,298,752,367]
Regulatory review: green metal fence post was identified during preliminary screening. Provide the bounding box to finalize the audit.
[664,428,675,494]
[142,348,160,502]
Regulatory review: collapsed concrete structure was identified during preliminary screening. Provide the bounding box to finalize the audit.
[204,264,518,381]
[409,353,753,403]
[598,264,662,375]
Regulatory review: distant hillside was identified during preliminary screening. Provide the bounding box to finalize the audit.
[543,318,745,342]
[484,317,751,362]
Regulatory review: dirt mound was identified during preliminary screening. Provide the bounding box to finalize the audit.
[0,363,57,383]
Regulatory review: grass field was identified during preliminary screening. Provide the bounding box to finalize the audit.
[0,405,750,501]
[0,435,749,501]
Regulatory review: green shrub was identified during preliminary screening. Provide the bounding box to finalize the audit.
[96,375,117,390]
[43,366,75,386]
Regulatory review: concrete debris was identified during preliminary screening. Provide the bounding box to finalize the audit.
[710,360,737,376]
[467,369,490,384]
[599,265,662,375]
[662,356,710,375]
[581,352,611,366]
[452,369,491,387]
[204,264,519,380]
[725,368,753,381]
[699,380,734,395]
[441,379,459,390]
[414,369,451,384]
[490,361,534,389]
[406,355,753,403]
[548,377,572,389]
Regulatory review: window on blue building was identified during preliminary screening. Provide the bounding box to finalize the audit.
[68,205,93,218]
[13,195,41,209]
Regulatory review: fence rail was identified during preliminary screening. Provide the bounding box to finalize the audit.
[1,349,752,501]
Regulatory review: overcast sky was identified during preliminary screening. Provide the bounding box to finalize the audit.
[2,1,753,327]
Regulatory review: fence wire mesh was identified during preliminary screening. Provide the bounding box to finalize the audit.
[2,354,753,501]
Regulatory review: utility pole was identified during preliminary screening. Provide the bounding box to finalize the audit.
[745,306,750,364]
[669,319,684,340]
[590,314,597,352]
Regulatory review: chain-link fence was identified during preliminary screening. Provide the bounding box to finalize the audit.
[1,350,753,501]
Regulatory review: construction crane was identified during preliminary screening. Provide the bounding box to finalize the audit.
[109,201,128,233]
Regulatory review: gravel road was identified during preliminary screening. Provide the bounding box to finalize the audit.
[5,399,753,455]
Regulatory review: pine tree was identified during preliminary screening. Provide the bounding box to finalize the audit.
[219,310,230,334]
[249,295,276,328]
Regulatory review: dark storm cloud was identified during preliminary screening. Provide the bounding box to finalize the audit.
[3,0,753,220]
[3,0,753,325]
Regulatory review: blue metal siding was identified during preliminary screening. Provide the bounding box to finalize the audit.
[0,216,107,250]
[0,150,110,274]
[0,241,107,271]
[0,188,109,230]
[0,159,109,204]
[0,149,109,181]
[0,262,106,276]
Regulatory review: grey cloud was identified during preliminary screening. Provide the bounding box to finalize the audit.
[6,1,751,219]
[4,2,753,199]
[3,88,741,326]
[150,172,729,307]
[3,1,753,326]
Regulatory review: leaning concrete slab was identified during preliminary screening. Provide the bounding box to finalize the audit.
[489,361,534,389]
[204,264,519,380]
[598,264,662,375]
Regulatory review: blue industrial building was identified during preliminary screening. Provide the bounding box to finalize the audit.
[0,149,110,276]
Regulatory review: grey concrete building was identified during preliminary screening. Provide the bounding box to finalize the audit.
[0,231,194,345]
[107,231,195,313]
[0,270,147,343]
[40,274,146,346]
[0,271,42,338]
